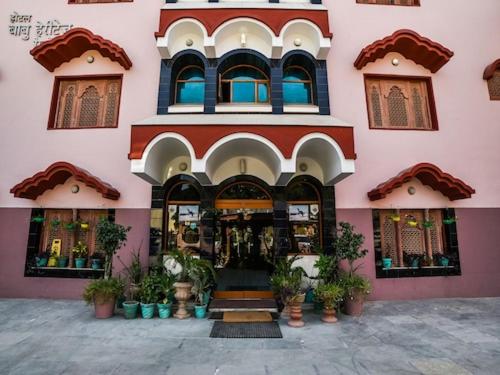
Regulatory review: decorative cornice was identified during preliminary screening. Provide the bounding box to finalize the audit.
[354,29,454,73]
[30,27,132,72]
[10,162,120,200]
[483,59,500,80]
[367,163,475,201]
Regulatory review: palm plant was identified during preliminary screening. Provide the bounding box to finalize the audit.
[315,283,344,310]
[270,255,307,305]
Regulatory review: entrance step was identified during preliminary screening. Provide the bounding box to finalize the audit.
[223,311,273,323]
[209,298,278,313]
[214,290,274,299]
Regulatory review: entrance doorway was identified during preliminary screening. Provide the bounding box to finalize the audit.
[214,181,274,291]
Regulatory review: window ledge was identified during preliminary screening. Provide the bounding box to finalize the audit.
[25,266,104,279]
[283,105,319,114]
[215,104,273,113]
[168,104,204,114]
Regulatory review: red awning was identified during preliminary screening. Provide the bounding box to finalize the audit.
[354,29,454,73]
[10,162,120,200]
[367,163,475,201]
[30,27,132,72]
[483,59,500,80]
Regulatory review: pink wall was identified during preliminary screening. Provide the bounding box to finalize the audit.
[0,208,150,299]
[336,208,500,300]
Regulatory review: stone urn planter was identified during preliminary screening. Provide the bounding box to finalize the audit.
[174,281,193,319]
[321,307,338,323]
[287,301,305,328]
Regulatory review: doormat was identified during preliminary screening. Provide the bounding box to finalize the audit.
[223,311,273,323]
[210,321,283,339]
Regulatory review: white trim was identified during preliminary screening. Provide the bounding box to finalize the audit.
[283,105,320,114]
[168,104,205,113]
[157,18,208,59]
[163,3,327,11]
[215,104,273,113]
[133,114,353,127]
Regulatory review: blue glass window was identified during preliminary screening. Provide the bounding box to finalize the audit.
[175,66,205,104]
[283,67,313,104]
[221,66,269,103]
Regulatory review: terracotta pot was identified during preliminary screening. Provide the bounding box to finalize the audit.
[287,302,305,328]
[94,298,116,319]
[174,281,193,319]
[344,293,365,316]
[321,307,338,323]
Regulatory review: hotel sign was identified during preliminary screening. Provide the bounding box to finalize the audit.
[9,11,73,45]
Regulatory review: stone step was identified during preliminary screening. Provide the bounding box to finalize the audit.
[208,298,278,313]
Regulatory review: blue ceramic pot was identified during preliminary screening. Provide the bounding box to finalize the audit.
[411,258,420,268]
[123,301,139,319]
[57,257,68,268]
[157,303,172,319]
[36,257,48,267]
[382,258,392,269]
[91,259,102,270]
[305,289,315,303]
[141,303,155,319]
[439,257,450,267]
[194,305,207,319]
[75,258,86,268]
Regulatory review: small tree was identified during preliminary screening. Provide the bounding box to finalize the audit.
[96,217,131,279]
[334,222,368,276]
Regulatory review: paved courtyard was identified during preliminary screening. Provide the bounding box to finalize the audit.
[0,298,499,375]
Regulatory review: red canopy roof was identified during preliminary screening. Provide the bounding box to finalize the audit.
[354,29,454,73]
[11,162,120,201]
[367,163,475,201]
[30,27,132,72]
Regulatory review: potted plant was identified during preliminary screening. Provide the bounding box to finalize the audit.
[404,252,421,268]
[423,220,434,228]
[443,216,457,225]
[64,221,76,232]
[382,256,392,269]
[83,277,125,319]
[335,222,370,316]
[339,272,371,316]
[35,250,50,267]
[79,221,90,231]
[390,214,401,222]
[435,253,450,267]
[50,218,61,228]
[315,283,344,323]
[31,215,45,224]
[72,241,88,268]
[168,250,197,319]
[118,249,143,319]
[57,254,69,268]
[157,272,176,319]
[47,251,58,267]
[191,260,215,319]
[139,275,159,319]
[96,217,131,280]
[91,251,104,270]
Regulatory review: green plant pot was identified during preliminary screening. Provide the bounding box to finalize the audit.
[305,289,315,303]
[123,301,139,319]
[140,303,155,319]
[157,303,173,319]
[57,257,68,268]
[75,258,86,268]
[194,304,207,319]
[439,257,450,267]
[35,257,48,267]
[411,258,420,268]
[382,258,392,269]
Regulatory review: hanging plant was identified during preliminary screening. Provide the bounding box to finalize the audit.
[50,218,61,228]
[31,215,45,224]
[390,214,401,222]
[80,222,90,231]
[443,216,457,225]
[405,214,418,228]
[64,221,76,232]
[422,220,434,229]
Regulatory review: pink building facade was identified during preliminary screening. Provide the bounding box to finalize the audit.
[1,0,499,300]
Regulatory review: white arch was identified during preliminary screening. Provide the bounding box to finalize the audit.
[157,18,208,59]
[280,19,331,60]
[194,132,295,185]
[210,18,277,58]
[131,132,196,185]
[291,133,355,185]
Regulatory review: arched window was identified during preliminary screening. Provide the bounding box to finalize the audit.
[283,66,313,104]
[79,86,100,127]
[175,66,205,104]
[220,65,270,104]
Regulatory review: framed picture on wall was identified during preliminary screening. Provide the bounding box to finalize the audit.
[178,205,199,222]
[289,204,309,221]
